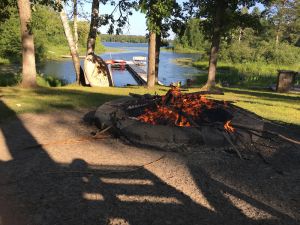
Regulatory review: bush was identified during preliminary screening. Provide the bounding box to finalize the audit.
[219,41,300,65]
[192,61,299,87]
[0,73,66,87]
[0,73,21,86]
[37,74,67,87]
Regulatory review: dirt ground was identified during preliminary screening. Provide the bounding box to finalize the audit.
[0,106,299,225]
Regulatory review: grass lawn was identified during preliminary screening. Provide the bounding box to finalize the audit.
[175,58,300,88]
[0,85,299,126]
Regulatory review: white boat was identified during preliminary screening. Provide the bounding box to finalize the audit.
[133,56,147,66]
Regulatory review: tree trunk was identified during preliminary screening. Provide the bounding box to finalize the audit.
[17,0,37,88]
[87,0,100,55]
[147,32,156,88]
[205,1,223,89]
[73,0,79,51]
[59,4,81,84]
[155,33,161,84]
[238,28,242,44]
[275,30,280,45]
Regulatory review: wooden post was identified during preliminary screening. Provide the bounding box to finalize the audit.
[276,70,297,92]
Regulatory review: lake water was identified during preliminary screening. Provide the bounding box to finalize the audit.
[38,42,201,86]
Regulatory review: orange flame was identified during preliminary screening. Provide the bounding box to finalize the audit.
[137,88,230,128]
[224,120,235,132]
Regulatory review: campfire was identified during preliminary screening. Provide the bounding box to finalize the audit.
[95,87,299,158]
[136,86,235,133]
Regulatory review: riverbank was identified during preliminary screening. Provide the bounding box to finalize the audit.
[0,43,124,65]
[175,58,300,88]
[0,85,299,126]
[45,44,124,61]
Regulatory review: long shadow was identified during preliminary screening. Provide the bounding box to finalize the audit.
[224,88,300,102]
[187,118,300,224]
[1,99,299,225]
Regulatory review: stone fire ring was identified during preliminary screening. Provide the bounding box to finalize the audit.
[95,98,265,150]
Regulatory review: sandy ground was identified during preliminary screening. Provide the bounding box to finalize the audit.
[0,108,299,225]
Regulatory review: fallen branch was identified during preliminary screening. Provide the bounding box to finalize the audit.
[222,132,243,159]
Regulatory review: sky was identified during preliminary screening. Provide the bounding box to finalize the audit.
[79,2,148,36]
[75,1,265,38]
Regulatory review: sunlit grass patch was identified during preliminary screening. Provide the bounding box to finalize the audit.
[0,85,299,126]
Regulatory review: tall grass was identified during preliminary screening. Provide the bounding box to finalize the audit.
[191,61,300,87]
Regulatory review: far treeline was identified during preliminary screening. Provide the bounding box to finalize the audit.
[100,34,147,43]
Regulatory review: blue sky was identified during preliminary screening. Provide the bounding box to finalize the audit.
[78,2,148,36]
[76,1,264,38]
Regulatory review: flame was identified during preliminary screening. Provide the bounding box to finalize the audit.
[137,87,219,127]
[224,120,235,133]
[137,87,234,130]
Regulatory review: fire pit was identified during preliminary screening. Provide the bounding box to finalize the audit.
[95,87,264,152]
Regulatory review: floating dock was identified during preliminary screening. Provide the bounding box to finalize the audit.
[126,63,147,85]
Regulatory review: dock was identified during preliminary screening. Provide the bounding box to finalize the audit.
[107,57,164,86]
[126,63,147,85]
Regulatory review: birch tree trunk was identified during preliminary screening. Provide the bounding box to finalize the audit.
[17,0,37,88]
[147,32,156,88]
[87,0,100,54]
[73,0,79,51]
[59,4,81,84]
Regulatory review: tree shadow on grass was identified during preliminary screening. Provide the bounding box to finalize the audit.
[224,88,300,102]
[0,99,299,225]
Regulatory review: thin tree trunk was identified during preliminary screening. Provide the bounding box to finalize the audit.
[59,4,81,84]
[73,0,79,51]
[275,29,280,45]
[205,1,223,89]
[87,0,100,55]
[147,32,156,88]
[17,0,37,88]
[155,33,161,84]
[238,28,242,44]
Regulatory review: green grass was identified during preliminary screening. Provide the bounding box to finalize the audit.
[175,59,300,87]
[0,85,299,126]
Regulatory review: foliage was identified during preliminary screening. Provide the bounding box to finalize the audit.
[0,6,65,63]
[191,60,300,87]
[139,0,179,34]
[184,0,265,38]
[265,0,300,45]
[0,73,22,86]
[173,18,209,53]
[0,8,22,63]
[0,72,67,87]
[0,5,106,63]
[219,41,300,65]
[99,0,137,35]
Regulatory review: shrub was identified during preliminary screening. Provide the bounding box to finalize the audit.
[0,73,66,87]
[0,73,21,86]
[37,74,67,87]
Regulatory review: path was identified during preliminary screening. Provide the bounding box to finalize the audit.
[0,106,299,225]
